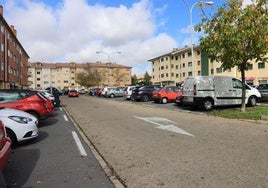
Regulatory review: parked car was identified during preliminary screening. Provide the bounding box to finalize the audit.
[45,87,62,107]
[123,86,136,100]
[105,87,126,98]
[131,85,162,102]
[256,84,268,102]
[96,88,103,97]
[0,120,11,170]
[78,89,86,94]
[0,107,38,144]
[89,88,99,96]
[33,90,56,107]
[0,89,54,122]
[101,87,109,97]
[175,92,183,106]
[152,86,182,104]
[182,76,261,110]
[68,89,79,97]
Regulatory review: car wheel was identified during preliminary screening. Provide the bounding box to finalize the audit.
[162,98,168,104]
[142,95,149,102]
[202,98,213,111]
[248,96,257,107]
[6,128,17,145]
[110,94,115,98]
[28,111,40,122]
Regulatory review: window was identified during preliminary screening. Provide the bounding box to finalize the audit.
[188,62,192,67]
[161,66,164,70]
[171,73,174,77]
[216,68,222,73]
[161,74,164,78]
[232,79,242,89]
[258,62,265,69]
[188,52,191,57]
[175,65,178,69]
[211,69,214,75]
[188,72,192,77]
[37,78,40,81]
[166,73,168,77]
[248,64,253,70]
[182,54,185,58]
[197,61,201,65]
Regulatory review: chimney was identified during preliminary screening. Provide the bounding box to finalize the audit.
[10,25,17,36]
[0,6,3,16]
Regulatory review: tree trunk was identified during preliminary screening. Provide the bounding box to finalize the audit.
[240,66,246,112]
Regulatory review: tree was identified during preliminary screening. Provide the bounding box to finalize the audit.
[76,69,102,88]
[198,0,268,112]
[131,74,138,85]
[143,71,152,85]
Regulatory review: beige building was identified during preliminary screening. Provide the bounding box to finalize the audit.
[149,46,267,86]
[28,62,132,90]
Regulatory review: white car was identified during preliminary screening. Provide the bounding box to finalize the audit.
[35,90,55,106]
[0,107,39,144]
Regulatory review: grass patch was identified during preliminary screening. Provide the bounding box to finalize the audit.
[210,106,268,120]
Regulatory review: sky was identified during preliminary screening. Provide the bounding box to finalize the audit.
[0,0,252,75]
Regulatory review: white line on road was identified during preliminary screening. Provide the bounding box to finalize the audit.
[59,107,63,111]
[72,131,88,157]
[142,104,156,108]
[134,116,194,137]
[63,114,69,121]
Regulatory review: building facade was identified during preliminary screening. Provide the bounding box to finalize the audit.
[28,62,132,90]
[0,6,29,89]
[149,46,267,86]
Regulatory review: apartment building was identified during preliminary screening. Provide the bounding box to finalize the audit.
[28,62,132,90]
[0,6,29,89]
[149,46,267,86]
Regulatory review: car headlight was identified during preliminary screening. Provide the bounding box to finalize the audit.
[9,116,33,124]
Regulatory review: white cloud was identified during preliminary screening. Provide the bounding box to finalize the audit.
[2,0,177,75]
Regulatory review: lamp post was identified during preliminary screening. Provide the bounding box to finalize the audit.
[96,51,121,85]
[96,51,121,63]
[182,1,214,77]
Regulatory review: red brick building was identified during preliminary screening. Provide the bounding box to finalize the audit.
[0,6,29,89]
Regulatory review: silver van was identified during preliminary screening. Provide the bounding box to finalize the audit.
[182,76,261,110]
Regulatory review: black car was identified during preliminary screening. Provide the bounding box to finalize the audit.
[257,84,268,102]
[45,87,62,107]
[131,85,161,102]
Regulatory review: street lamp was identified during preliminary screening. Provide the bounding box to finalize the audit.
[96,51,121,63]
[96,51,122,85]
[182,1,214,77]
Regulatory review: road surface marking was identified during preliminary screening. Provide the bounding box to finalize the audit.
[63,114,69,121]
[134,116,194,137]
[142,104,156,108]
[72,131,88,157]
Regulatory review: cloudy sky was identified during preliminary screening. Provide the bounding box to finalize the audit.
[0,0,252,75]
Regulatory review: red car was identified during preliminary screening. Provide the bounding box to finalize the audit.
[0,120,11,170]
[152,86,182,104]
[96,88,103,97]
[68,89,79,97]
[0,89,54,122]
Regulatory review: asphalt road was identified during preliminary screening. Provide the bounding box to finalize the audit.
[4,107,115,188]
[62,95,268,187]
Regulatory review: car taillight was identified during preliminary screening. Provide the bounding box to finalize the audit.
[194,84,197,95]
